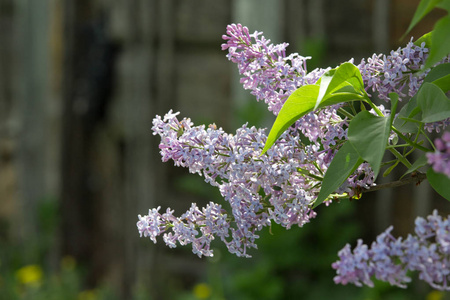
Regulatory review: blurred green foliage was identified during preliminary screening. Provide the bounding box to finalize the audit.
[0,199,119,300]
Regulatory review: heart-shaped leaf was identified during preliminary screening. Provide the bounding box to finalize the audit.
[402,0,443,39]
[418,82,450,123]
[402,154,428,178]
[394,95,422,133]
[261,85,319,154]
[348,111,391,178]
[425,15,450,69]
[427,167,450,201]
[261,63,368,154]
[424,63,450,93]
[314,141,363,208]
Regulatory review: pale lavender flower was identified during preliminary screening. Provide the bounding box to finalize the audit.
[427,131,450,178]
[358,41,450,134]
[137,202,230,257]
[358,40,430,102]
[142,107,375,257]
[141,110,324,257]
[221,23,342,149]
[221,23,313,115]
[332,240,374,287]
[424,120,450,133]
[223,23,449,141]
[333,210,450,291]
[221,24,359,195]
[139,24,448,259]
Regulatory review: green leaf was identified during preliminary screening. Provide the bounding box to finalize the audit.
[398,116,423,124]
[424,63,450,83]
[425,15,450,69]
[402,0,443,39]
[348,111,391,178]
[261,85,319,155]
[414,31,432,48]
[319,63,367,108]
[402,154,428,178]
[427,167,450,201]
[315,70,335,110]
[261,63,367,154]
[423,63,450,93]
[314,141,363,208]
[394,94,423,133]
[433,73,450,93]
[317,63,366,103]
[431,74,450,93]
[437,0,450,11]
[395,80,450,132]
[424,63,450,93]
[418,82,450,123]
[381,93,400,177]
[408,105,423,120]
[388,93,399,125]
[383,160,400,177]
[397,116,424,133]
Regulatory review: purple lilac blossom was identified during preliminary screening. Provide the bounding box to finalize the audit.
[332,210,450,291]
[358,39,450,133]
[424,120,450,134]
[221,23,312,115]
[222,24,449,134]
[138,110,319,257]
[427,131,450,178]
[137,24,446,258]
[221,23,373,195]
[137,203,230,258]
[358,39,429,102]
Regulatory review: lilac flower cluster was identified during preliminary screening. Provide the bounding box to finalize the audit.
[358,41,450,133]
[221,23,312,115]
[137,202,229,257]
[332,210,450,290]
[138,110,320,257]
[424,120,450,134]
[358,39,429,102]
[137,23,445,258]
[221,23,377,195]
[427,131,450,178]
[221,24,344,146]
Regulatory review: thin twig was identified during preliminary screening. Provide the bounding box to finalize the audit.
[363,172,427,193]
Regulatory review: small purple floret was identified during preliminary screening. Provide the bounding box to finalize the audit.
[333,210,450,291]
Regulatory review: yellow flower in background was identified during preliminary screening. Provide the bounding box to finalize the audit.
[78,289,98,300]
[15,264,43,287]
[426,290,444,300]
[61,255,76,271]
[193,283,211,299]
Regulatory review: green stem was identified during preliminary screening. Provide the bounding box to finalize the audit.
[363,172,427,193]
[381,159,398,166]
[388,147,412,169]
[392,127,430,152]
[350,102,358,115]
[386,143,416,149]
[365,100,384,117]
[422,129,437,151]
[312,161,324,176]
[297,168,323,181]
[337,107,355,120]
[404,147,417,160]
